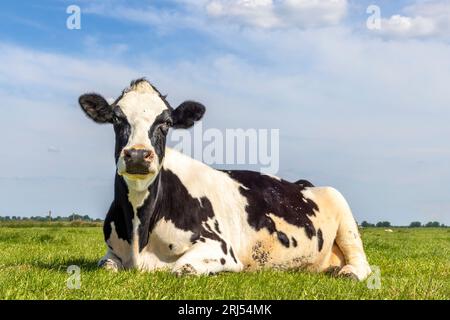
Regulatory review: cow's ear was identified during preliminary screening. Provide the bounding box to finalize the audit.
[79,93,114,124]
[172,101,206,129]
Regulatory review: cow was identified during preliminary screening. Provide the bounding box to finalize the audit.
[78,78,371,280]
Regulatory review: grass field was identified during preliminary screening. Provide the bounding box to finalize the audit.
[0,222,448,300]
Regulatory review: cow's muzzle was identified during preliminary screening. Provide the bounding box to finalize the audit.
[123,148,154,175]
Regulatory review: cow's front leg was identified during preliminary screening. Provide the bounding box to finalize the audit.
[98,250,124,272]
[172,241,243,276]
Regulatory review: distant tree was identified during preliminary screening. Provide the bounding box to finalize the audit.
[361,221,375,228]
[425,221,440,228]
[409,221,422,228]
[376,221,391,228]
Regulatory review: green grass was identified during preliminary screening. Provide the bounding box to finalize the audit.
[0,224,448,299]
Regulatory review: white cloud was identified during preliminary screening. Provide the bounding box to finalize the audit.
[85,0,347,30]
[206,0,278,28]
[205,0,347,28]
[377,1,450,39]
[84,0,450,40]
[379,15,436,38]
[278,0,347,27]
[84,2,207,33]
[83,36,129,57]
[85,4,160,25]
[0,42,138,97]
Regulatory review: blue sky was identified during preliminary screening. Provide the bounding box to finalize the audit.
[0,0,449,225]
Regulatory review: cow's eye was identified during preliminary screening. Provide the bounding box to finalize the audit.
[115,114,130,126]
[158,120,172,133]
[112,108,126,124]
[112,114,122,124]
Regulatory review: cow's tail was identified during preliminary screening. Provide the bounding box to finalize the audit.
[294,179,315,188]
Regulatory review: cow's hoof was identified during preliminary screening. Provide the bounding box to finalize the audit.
[173,264,197,277]
[98,259,119,272]
[337,265,359,281]
[325,266,341,277]
[339,271,359,281]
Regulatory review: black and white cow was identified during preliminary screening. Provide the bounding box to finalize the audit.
[79,78,371,280]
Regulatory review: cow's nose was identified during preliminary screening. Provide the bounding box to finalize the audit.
[123,148,154,175]
[123,148,154,163]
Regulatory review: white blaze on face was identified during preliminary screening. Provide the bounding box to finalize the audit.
[115,81,169,186]
[114,81,170,266]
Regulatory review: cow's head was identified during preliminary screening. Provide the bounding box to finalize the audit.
[79,78,205,190]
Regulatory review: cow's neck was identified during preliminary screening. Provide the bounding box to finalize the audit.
[126,184,149,266]
[114,162,166,265]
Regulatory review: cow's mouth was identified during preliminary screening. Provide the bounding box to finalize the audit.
[124,169,157,179]
[118,165,156,180]
[126,166,151,175]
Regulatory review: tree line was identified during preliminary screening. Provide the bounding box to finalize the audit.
[360,220,447,228]
[0,215,446,227]
[0,214,102,222]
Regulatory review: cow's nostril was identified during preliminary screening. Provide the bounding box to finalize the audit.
[143,150,153,161]
[124,149,132,158]
[124,148,153,162]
